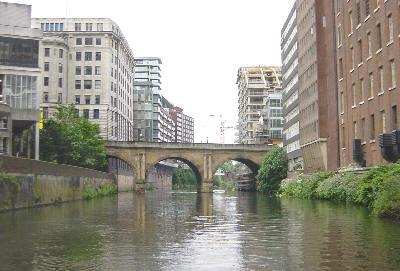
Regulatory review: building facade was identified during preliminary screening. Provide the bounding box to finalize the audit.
[334,0,400,167]
[0,2,42,159]
[237,66,283,144]
[296,0,339,172]
[281,3,303,170]
[31,18,135,141]
[182,113,194,143]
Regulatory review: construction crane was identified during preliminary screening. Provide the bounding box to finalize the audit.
[210,114,233,144]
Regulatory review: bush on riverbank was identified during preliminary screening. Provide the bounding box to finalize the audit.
[83,183,116,200]
[280,163,400,217]
[256,146,288,194]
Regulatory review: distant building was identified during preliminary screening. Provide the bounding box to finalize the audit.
[31,18,135,141]
[0,2,42,159]
[236,66,283,144]
[334,0,400,167]
[281,3,303,170]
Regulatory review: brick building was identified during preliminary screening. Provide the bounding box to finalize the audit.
[334,0,400,166]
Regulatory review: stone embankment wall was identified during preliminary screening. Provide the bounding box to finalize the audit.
[147,164,173,190]
[0,156,115,211]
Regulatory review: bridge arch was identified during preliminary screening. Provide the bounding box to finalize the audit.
[145,156,202,185]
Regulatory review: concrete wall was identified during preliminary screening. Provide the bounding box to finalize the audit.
[0,156,115,211]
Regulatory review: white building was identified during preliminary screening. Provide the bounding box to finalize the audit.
[31,18,135,141]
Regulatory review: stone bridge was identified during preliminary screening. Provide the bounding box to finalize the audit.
[106,141,272,192]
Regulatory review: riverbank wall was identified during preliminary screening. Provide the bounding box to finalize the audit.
[0,156,115,211]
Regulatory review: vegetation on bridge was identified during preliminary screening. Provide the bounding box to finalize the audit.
[40,104,107,171]
[256,146,288,194]
[280,163,400,218]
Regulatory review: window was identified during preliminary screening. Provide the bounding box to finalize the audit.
[361,118,366,143]
[86,23,92,31]
[360,78,365,102]
[354,121,358,138]
[85,37,93,45]
[391,59,396,89]
[95,66,101,75]
[356,2,361,25]
[339,58,344,78]
[96,38,101,45]
[85,95,90,104]
[353,83,357,106]
[44,77,49,86]
[95,80,101,89]
[340,91,344,113]
[96,52,101,61]
[75,80,81,89]
[43,92,49,102]
[43,107,49,118]
[377,23,382,49]
[365,0,370,16]
[84,66,92,75]
[97,23,103,31]
[95,95,100,104]
[379,66,384,92]
[60,23,64,31]
[76,52,82,61]
[84,80,92,89]
[59,49,63,58]
[337,24,342,46]
[76,66,81,75]
[349,10,353,33]
[369,73,374,98]
[376,0,380,8]
[45,23,49,32]
[76,38,82,45]
[358,39,363,63]
[58,63,63,73]
[392,106,398,130]
[93,109,99,119]
[58,93,62,103]
[367,32,372,57]
[371,114,375,140]
[45,48,50,57]
[44,62,49,71]
[75,95,80,104]
[41,23,45,31]
[84,109,89,119]
[85,52,92,61]
[75,23,81,31]
[351,46,355,69]
[382,110,386,133]
[388,14,393,42]
[50,23,54,31]
[58,78,63,88]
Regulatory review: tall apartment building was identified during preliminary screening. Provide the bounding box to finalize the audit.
[296,0,339,172]
[0,2,42,159]
[237,66,283,144]
[334,0,400,166]
[31,18,135,141]
[281,3,303,170]
[182,113,194,143]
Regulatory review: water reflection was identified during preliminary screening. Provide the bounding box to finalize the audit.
[0,192,400,270]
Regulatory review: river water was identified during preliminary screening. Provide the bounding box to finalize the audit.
[1,191,400,271]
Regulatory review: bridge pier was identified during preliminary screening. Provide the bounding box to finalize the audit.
[197,180,213,193]
[135,180,146,193]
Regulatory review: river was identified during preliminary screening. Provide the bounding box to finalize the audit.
[0,190,400,270]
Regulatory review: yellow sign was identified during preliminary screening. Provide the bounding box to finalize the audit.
[39,111,43,129]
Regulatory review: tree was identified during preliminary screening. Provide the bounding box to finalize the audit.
[256,146,288,194]
[40,104,107,171]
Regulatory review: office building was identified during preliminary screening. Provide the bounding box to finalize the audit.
[237,66,283,144]
[281,3,303,170]
[31,18,135,141]
[334,0,400,166]
[0,2,42,159]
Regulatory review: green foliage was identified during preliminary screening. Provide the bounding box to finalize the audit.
[172,167,197,189]
[82,183,116,200]
[280,163,400,218]
[225,181,236,192]
[219,161,240,174]
[293,163,303,170]
[212,175,223,188]
[256,146,288,194]
[40,104,107,171]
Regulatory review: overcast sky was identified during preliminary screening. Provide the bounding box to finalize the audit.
[7,0,294,143]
